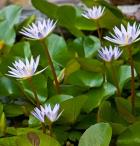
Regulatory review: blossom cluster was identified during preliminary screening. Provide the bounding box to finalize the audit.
[82,5,140,62]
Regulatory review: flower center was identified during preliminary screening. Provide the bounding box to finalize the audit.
[26,68,33,75]
[38,32,44,38]
[125,34,130,44]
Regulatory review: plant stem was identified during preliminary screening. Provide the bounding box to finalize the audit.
[28,78,40,108]
[110,62,121,97]
[127,46,135,114]
[48,123,53,137]
[96,20,102,45]
[102,61,106,84]
[40,39,60,93]
[41,123,46,134]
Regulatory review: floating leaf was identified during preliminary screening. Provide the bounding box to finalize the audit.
[79,123,112,146]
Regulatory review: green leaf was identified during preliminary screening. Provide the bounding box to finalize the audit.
[16,132,61,146]
[60,85,87,96]
[31,0,58,19]
[66,69,103,88]
[111,123,126,136]
[0,103,3,117]
[54,126,69,145]
[47,94,73,105]
[98,101,127,135]
[11,41,31,58]
[75,17,97,30]
[6,127,17,136]
[119,65,137,90]
[57,5,76,27]
[16,127,39,135]
[0,136,17,146]
[31,0,83,36]
[0,5,22,45]
[70,36,100,58]
[0,77,20,96]
[81,0,123,30]
[115,98,136,123]
[76,113,96,130]
[83,35,101,58]
[117,122,140,146]
[28,115,41,127]
[20,75,48,103]
[46,34,71,67]
[68,131,81,142]
[83,82,116,113]
[78,123,112,146]
[77,58,103,73]
[64,59,81,81]
[70,37,85,57]
[0,112,6,137]
[98,101,112,122]
[16,15,36,32]
[61,95,87,123]
[4,104,23,117]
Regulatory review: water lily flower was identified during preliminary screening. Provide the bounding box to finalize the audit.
[31,104,63,123]
[82,6,105,20]
[19,18,56,40]
[44,104,63,123]
[31,106,45,123]
[6,55,46,79]
[98,46,122,62]
[104,23,140,46]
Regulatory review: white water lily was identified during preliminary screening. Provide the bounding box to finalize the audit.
[82,6,105,20]
[6,55,46,79]
[104,23,140,46]
[98,46,122,62]
[31,106,45,123]
[19,18,56,40]
[31,104,63,123]
[44,104,63,123]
